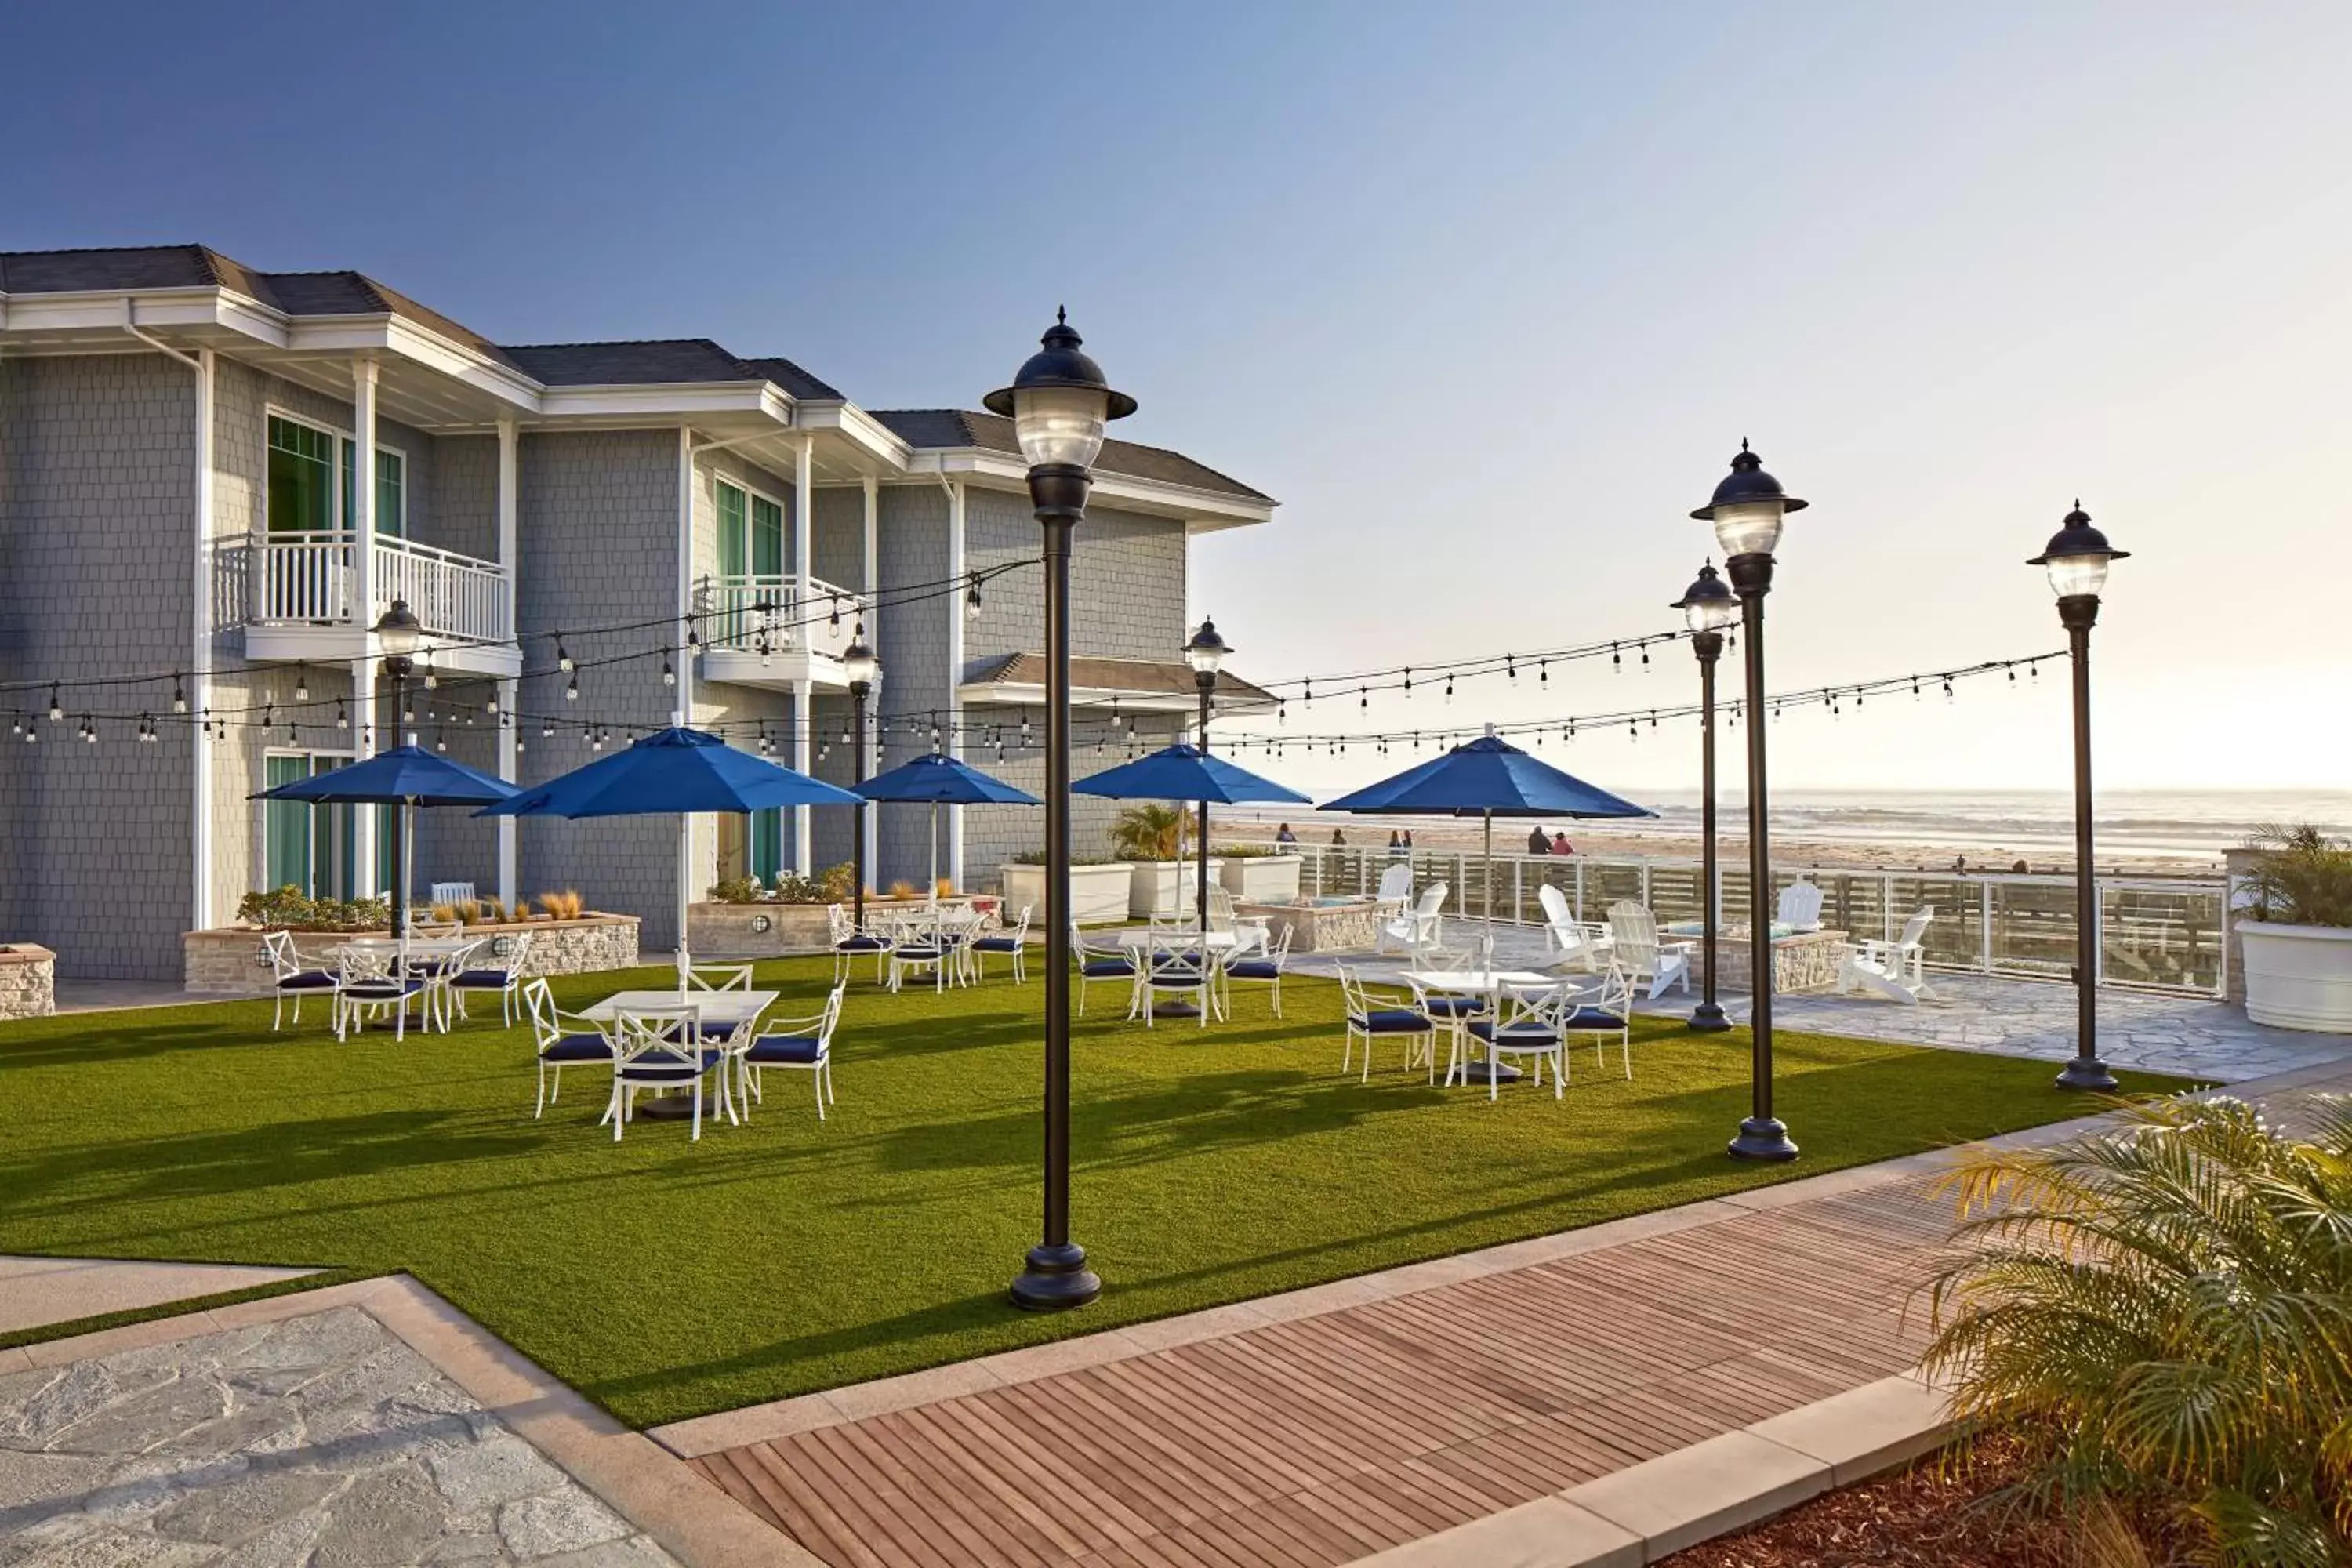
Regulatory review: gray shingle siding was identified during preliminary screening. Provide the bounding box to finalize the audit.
[870,485,949,891]
[0,352,198,979]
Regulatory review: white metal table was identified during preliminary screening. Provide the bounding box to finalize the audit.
[1403,968,1570,1085]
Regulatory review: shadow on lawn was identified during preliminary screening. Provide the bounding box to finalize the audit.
[0,1011,290,1068]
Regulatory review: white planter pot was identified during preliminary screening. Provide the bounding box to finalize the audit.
[1000,862,1132,927]
[1129,859,1226,919]
[1219,855,1301,902]
[2238,920,2352,1032]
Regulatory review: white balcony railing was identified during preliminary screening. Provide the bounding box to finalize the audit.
[699,573,864,664]
[249,531,512,646]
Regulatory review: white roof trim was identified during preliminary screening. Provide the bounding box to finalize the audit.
[901,447,1275,529]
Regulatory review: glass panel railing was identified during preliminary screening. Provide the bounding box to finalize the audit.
[2103,882,2224,993]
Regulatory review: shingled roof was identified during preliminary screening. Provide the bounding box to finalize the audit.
[870,409,1272,503]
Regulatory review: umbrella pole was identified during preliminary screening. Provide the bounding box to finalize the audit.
[1483,808,1493,924]
[678,814,692,984]
[929,801,939,905]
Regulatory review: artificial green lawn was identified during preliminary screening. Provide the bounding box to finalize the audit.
[0,959,2179,1428]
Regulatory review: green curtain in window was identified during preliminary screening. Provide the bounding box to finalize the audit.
[717,483,747,578]
[376,451,404,538]
[749,808,782,884]
[263,755,313,893]
[751,495,784,579]
[267,417,334,533]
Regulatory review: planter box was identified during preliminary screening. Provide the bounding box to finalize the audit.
[1000,863,1131,926]
[1219,855,1301,903]
[1130,860,1226,920]
[0,944,56,1019]
[2238,920,2352,1032]
[183,916,639,996]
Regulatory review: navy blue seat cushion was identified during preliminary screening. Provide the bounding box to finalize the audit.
[836,935,888,952]
[539,1033,612,1063]
[1082,960,1133,978]
[621,1047,724,1076]
[1564,1007,1628,1030]
[1149,971,1206,987]
[895,946,943,960]
[1352,1008,1432,1033]
[277,971,338,990]
[667,1022,738,1042]
[1469,1021,1559,1044]
[973,936,1022,952]
[743,1034,825,1065]
[1225,960,1283,980]
[1421,995,1486,1017]
[342,979,423,999]
[452,968,515,987]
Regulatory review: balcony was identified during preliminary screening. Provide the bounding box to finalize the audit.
[698,573,867,692]
[231,532,519,676]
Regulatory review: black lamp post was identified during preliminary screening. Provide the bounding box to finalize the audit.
[843,628,880,934]
[1183,618,1229,962]
[2031,503,2127,1092]
[1693,443,1805,1163]
[987,310,1134,1312]
[372,599,423,940]
[1672,563,1737,1033]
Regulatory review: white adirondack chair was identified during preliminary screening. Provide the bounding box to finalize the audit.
[1777,879,1825,932]
[1537,884,1613,972]
[1377,883,1448,956]
[1838,909,1939,1003]
[1373,862,1414,916]
[1605,901,1693,1000]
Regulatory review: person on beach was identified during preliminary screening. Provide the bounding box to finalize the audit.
[1402,829,1414,851]
[1274,823,1297,844]
[1552,831,1572,855]
[1527,825,1552,855]
[1386,830,1407,858]
[1330,827,1348,846]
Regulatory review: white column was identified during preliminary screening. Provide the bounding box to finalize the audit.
[350,656,377,898]
[675,428,695,959]
[945,479,967,891]
[862,476,880,881]
[495,419,520,905]
[793,437,815,874]
[191,348,216,931]
[495,676,519,908]
[352,359,378,623]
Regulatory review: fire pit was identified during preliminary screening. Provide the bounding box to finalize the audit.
[1235,897,1385,953]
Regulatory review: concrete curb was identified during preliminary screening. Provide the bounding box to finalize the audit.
[1348,1371,1957,1566]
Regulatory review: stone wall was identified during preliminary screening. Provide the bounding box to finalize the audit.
[183,916,640,995]
[0,945,57,1018]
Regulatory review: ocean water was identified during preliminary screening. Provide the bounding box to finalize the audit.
[1226,789,2352,866]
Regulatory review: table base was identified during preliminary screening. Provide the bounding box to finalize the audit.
[634,1094,704,1121]
[1450,1060,1524,1085]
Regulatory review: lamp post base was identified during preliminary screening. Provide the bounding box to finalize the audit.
[1687,1001,1732,1033]
[1728,1116,1800,1162]
[2054,1056,2118,1092]
[1010,1241,1101,1312]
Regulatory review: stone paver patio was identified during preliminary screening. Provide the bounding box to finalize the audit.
[0,1306,680,1566]
[1296,920,2345,1083]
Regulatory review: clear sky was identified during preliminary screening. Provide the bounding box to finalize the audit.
[5,2,2343,796]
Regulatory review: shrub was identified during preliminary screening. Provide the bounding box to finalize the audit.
[537,890,585,920]
[1925,1094,2352,1564]
[935,876,956,899]
[1109,802,1192,862]
[887,880,916,900]
[234,887,391,933]
[708,877,766,905]
[2239,824,2352,928]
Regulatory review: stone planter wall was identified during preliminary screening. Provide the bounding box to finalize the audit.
[183,916,640,996]
[0,945,56,1018]
[1002,863,1131,926]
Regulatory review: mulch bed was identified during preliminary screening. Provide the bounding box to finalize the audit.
[1661,1434,2178,1567]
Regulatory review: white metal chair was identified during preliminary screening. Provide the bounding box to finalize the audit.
[682,960,756,1043]
[970,904,1032,982]
[1373,862,1414,917]
[1465,982,1570,1101]
[1073,924,1138,1016]
[1377,882,1449,956]
[263,930,339,1031]
[1219,924,1292,1018]
[1337,965,1436,1082]
[827,903,892,985]
[1406,975,1484,1086]
[737,984,844,1120]
[450,931,533,1026]
[1562,967,1635,1080]
[1537,884,1613,973]
[604,1006,729,1142]
[1837,908,1939,1004]
[1777,879,1826,933]
[521,978,611,1118]
[333,945,428,1041]
[429,880,477,908]
[886,920,952,993]
[1605,902,1693,999]
[1136,935,1217,1028]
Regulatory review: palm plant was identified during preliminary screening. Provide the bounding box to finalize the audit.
[2239,824,2352,928]
[1109,802,1192,862]
[1924,1094,2352,1565]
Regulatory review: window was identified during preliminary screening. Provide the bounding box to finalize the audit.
[751,494,784,578]
[717,807,785,885]
[717,481,746,577]
[263,752,361,898]
[716,481,785,579]
[265,412,404,538]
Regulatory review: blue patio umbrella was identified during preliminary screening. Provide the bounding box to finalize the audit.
[855,753,1040,897]
[477,726,862,960]
[1320,728,1653,920]
[1077,745,1310,963]
[254,746,517,949]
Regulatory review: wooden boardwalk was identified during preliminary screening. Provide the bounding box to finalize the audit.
[688,1172,1954,1566]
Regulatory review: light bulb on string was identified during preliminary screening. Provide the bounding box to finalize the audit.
[556,640,573,673]
[662,653,675,688]
[172,677,187,714]
[48,686,61,722]
[565,676,579,702]
[967,580,982,619]
[336,699,348,730]
[294,664,310,702]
